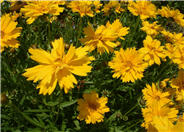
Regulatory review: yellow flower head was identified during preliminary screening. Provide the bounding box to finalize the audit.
[68,1,94,17]
[128,1,157,20]
[176,90,184,102]
[80,19,129,54]
[171,46,184,69]
[106,19,129,40]
[20,1,64,24]
[139,36,165,66]
[23,38,94,95]
[142,104,178,129]
[1,13,22,52]
[165,43,176,59]
[162,30,184,47]
[141,21,162,36]
[152,115,184,132]
[77,91,110,124]
[93,0,103,14]
[102,1,124,14]
[142,83,170,107]
[158,6,184,27]
[109,48,147,82]
[171,69,184,91]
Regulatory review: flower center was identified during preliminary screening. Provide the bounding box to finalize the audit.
[155,96,160,100]
[54,57,67,70]
[88,102,99,110]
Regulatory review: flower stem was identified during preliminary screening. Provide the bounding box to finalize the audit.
[123,103,138,116]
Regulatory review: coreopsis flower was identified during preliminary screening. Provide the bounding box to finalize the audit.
[176,90,184,102]
[109,48,147,82]
[106,19,129,40]
[20,1,64,24]
[128,1,157,20]
[142,83,170,107]
[22,38,94,95]
[80,19,129,54]
[139,36,165,66]
[160,78,170,88]
[161,30,184,47]
[171,69,184,91]
[158,6,184,27]
[93,0,102,14]
[102,1,124,15]
[68,1,94,17]
[171,46,184,69]
[141,21,162,36]
[77,91,110,124]
[142,104,178,129]
[152,116,184,132]
[1,13,22,52]
[165,43,176,59]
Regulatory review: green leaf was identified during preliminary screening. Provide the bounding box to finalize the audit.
[60,100,77,109]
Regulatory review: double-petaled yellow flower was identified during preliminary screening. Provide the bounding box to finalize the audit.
[77,91,110,124]
[21,1,64,24]
[80,19,129,54]
[142,83,170,107]
[23,38,94,95]
[102,1,124,15]
[141,21,162,37]
[68,1,94,17]
[158,6,184,27]
[128,1,157,20]
[139,36,165,66]
[1,13,22,52]
[109,48,147,82]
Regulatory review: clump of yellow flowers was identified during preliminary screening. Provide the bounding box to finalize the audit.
[141,70,184,132]
[1,0,184,129]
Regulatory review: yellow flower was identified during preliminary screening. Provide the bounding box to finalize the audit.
[23,38,94,95]
[80,19,129,54]
[160,78,170,88]
[128,1,157,20]
[171,46,184,69]
[165,43,176,59]
[171,69,184,91]
[142,83,170,107]
[77,91,110,124]
[20,1,64,24]
[109,48,147,82]
[152,116,184,132]
[93,0,103,14]
[68,1,94,17]
[139,36,165,66]
[106,19,129,40]
[141,21,162,36]
[142,104,178,129]
[161,30,184,47]
[158,6,184,27]
[1,13,22,52]
[176,90,184,102]
[102,1,124,15]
